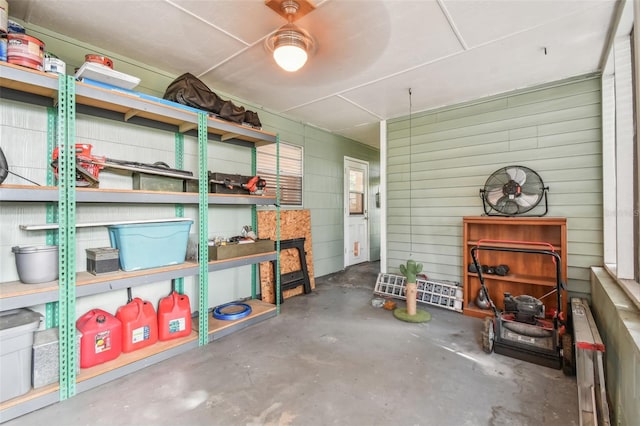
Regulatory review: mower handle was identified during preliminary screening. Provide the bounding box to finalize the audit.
[476,238,556,252]
[470,243,565,318]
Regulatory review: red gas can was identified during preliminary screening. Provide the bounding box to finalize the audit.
[116,297,158,353]
[158,291,192,341]
[76,309,122,368]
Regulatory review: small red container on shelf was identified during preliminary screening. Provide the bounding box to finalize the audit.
[116,292,158,353]
[76,309,122,368]
[157,291,192,341]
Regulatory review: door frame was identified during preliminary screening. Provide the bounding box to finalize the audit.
[344,156,370,268]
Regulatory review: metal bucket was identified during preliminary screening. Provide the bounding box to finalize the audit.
[11,245,58,284]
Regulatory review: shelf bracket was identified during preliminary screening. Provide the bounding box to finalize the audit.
[179,122,198,133]
[221,132,239,142]
[124,109,140,122]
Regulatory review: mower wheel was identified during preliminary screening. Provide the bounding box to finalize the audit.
[562,333,575,376]
[482,316,495,354]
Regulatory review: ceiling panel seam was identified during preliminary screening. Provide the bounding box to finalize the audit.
[165,0,251,46]
[337,95,384,120]
[460,2,613,51]
[436,0,469,50]
[279,50,467,114]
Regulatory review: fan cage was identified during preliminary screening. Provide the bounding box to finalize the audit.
[479,166,549,217]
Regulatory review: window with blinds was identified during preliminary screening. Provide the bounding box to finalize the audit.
[257,142,303,206]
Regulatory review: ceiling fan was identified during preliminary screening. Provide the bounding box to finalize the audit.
[265,0,316,72]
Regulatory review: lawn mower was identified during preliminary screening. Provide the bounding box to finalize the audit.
[471,240,572,371]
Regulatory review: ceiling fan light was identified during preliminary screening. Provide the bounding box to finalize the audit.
[269,23,311,72]
[273,41,308,72]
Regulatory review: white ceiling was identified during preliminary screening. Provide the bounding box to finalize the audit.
[8,0,621,148]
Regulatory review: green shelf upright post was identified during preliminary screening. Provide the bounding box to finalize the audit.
[251,146,258,300]
[45,107,59,328]
[174,132,185,294]
[275,135,281,314]
[197,113,209,345]
[57,75,77,399]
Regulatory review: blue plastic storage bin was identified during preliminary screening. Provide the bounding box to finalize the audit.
[108,220,193,271]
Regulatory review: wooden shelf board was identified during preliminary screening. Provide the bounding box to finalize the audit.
[466,240,562,251]
[0,279,58,300]
[0,383,59,411]
[195,299,276,336]
[76,331,198,382]
[466,273,558,287]
[75,262,199,287]
[74,80,276,145]
[0,262,199,300]
[1,184,276,205]
[76,93,191,128]
[462,216,568,225]
[1,255,277,301]
[0,62,59,98]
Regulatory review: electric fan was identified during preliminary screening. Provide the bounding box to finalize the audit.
[479,166,549,216]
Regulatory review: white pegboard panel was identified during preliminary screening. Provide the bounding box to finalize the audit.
[374,273,463,313]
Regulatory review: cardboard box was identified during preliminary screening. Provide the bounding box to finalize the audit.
[208,239,274,260]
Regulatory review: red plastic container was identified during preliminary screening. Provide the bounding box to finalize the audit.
[157,292,191,341]
[116,297,158,353]
[76,309,122,368]
[7,34,45,71]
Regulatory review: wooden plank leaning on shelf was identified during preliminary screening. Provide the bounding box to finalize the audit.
[257,209,316,303]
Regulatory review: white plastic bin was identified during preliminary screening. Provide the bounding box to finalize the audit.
[0,309,42,402]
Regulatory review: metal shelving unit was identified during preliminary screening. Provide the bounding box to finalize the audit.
[0,62,280,422]
[0,185,277,205]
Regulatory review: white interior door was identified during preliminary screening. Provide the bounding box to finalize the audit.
[344,157,369,267]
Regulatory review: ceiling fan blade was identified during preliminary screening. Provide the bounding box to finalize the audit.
[515,192,541,207]
[486,188,504,205]
[506,167,527,186]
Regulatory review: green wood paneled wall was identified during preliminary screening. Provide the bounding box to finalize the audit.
[386,75,603,297]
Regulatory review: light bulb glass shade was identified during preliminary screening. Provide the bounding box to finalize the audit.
[274,44,308,72]
[269,23,311,72]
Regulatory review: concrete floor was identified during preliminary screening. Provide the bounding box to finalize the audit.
[9,262,579,425]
